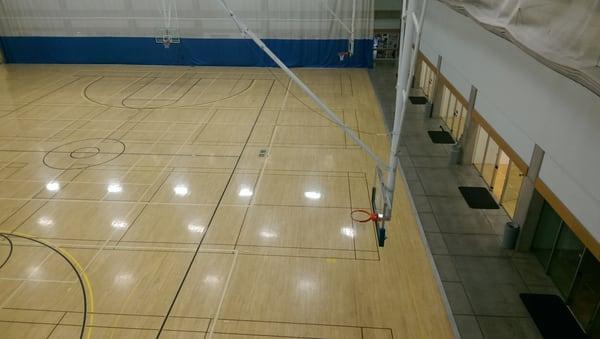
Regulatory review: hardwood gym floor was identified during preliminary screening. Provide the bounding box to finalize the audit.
[0,64,455,338]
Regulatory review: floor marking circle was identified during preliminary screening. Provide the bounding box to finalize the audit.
[43,138,126,170]
[69,147,101,159]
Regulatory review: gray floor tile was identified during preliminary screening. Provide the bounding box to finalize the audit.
[454,256,523,284]
[412,155,453,168]
[484,214,512,236]
[433,255,460,281]
[435,213,496,234]
[400,166,419,181]
[463,281,530,316]
[429,196,478,215]
[526,284,562,296]
[418,212,440,232]
[414,195,432,213]
[425,232,448,255]
[369,61,562,335]
[511,256,555,287]
[417,168,460,196]
[407,179,426,196]
[454,315,484,339]
[450,166,485,186]
[443,282,473,314]
[399,155,414,168]
[406,142,449,157]
[477,316,542,339]
[443,233,506,257]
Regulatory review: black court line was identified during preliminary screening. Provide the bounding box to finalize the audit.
[114,168,176,244]
[2,310,392,337]
[45,312,68,339]
[10,169,88,233]
[42,138,127,170]
[83,76,256,110]
[1,242,380,261]
[0,233,89,339]
[0,234,14,270]
[154,80,276,337]
[0,77,84,120]
[122,77,203,109]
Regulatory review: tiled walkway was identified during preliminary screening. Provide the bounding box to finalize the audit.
[369,61,561,339]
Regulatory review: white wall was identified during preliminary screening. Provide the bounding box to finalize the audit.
[421,1,600,241]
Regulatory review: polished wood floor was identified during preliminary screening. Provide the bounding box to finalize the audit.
[0,64,455,338]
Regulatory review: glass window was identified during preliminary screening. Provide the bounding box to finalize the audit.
[547,224,585,297]
[438,87,449,121]
[532,202,563,269]
[500,159,523,218]
[568,250,600,331]
[590,309,600,339]
[457,105,467,139]
[492,151,510,201]
[472,126,488,172]
[481,137,499,187]
[445,95,457,130]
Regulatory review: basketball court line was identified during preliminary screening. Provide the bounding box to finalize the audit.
[0,66,448,337]
[153,80,276,336]
[83,74,257,110]
[0,309,394,338]
[0,73,278,336]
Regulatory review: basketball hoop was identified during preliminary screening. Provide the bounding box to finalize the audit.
[338,51,349,62]
[162,36,172,49]
[155,28,180,49]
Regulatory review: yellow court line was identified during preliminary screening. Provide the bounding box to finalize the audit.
[10,232,95,339]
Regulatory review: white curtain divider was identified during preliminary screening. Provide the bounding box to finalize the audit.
[0,0,374,40]
[438,0,600,96]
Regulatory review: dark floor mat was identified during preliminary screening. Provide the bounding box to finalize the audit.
[409,96,428,105]
[428,131,455,144]
[458,187,499,209]
[520,294,586,339]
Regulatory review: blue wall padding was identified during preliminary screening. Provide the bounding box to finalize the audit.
[0,36,373,68]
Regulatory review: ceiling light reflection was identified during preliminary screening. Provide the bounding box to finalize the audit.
[260,230,277,239]
[107,183,122,193]
[187,223,205,233]
[111,219,128,229]
[174,185,189,196]
[304,191,322,200]
[37,217,54,227]
[238,187,253,197]
[341,227,355,238]
[204,275,220,284]
[46,182,60,192]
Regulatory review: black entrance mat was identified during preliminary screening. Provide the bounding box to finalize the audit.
[428,130,455,144]
[409,96,428,105]
[520,293,586,339]
[458,187,499,209]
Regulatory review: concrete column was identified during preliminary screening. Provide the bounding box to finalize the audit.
[455,85,477,164]
[515,144,545,251]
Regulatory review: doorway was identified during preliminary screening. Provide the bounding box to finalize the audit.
[438,85,467,141]
[472,125,524,217]
[531,201,600,336]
